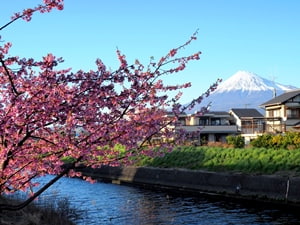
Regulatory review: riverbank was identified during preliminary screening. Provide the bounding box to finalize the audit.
[77,166,300,208]
[0,196,76,225]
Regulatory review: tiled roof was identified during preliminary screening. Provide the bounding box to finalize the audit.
[230,108,264,118]
[260,89,300,107]
[204,111,229,116]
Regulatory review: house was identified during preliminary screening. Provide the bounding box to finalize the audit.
[171,90,300,146]
[260,89,300,132]
[176,111,238,144]
[229,108,264,144]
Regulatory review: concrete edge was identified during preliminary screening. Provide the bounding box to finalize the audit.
[76,166,300,207]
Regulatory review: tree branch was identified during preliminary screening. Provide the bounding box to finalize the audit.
[0,157,82,212]
[0,15,21,31]
[0,57,21,96]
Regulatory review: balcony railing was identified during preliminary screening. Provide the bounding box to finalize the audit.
[177,125,238,133]
[241,124,285,134]
[241,125,264,134]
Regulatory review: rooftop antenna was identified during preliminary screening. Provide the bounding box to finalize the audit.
[269,75,277,98]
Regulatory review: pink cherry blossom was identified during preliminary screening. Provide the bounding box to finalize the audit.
[0,1,220,211]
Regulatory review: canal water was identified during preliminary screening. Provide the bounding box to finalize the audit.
[35,176,300,225]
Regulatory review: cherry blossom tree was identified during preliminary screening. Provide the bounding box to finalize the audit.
[0,0,220,210]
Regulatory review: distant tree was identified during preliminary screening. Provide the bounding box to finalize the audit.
[0,0,220,210]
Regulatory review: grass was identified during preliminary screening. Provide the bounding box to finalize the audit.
[0,194,82,225]
[135,146,300,175]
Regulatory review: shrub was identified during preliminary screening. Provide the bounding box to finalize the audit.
[250,132,300,149]
[226,135,245,148]
[250,134,273,148]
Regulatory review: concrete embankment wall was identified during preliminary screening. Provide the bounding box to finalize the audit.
[77,166,300,206]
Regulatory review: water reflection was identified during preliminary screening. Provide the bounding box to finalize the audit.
[35,176,300,225]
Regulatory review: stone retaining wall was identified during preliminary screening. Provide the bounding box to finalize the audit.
[76,166,300,205]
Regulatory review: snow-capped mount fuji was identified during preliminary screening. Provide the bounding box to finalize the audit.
[189,71,297,113]
[214,71,294,93]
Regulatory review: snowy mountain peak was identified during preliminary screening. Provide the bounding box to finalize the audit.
[185,70,298,113]
[214,70,294,93]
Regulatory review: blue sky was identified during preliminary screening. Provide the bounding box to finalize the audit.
[1,0,300,104]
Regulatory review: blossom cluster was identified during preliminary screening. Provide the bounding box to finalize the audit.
[0,1,219,201]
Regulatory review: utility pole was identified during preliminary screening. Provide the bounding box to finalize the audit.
[269,75,278,98]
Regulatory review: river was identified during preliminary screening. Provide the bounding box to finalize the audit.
[35,176,300,225]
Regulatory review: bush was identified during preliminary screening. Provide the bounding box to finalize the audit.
[250,132,300,149]
[250,134,273,148]
[226,135,245,148]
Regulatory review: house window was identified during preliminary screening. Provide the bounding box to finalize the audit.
[287,109,300,119]
[268,110,273,117]
[199,117,209,126]
[268,109,280,117]
[178,118,186,126]
[211,118,221,125]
